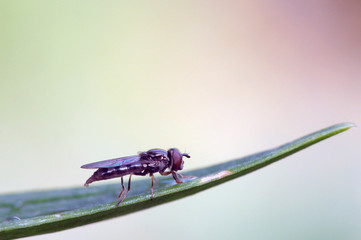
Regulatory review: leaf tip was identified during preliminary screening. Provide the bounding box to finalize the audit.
[340,122,357,130]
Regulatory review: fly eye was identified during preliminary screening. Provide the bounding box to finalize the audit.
[169,148,184,171]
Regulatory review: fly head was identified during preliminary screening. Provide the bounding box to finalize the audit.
[168,148,190,171]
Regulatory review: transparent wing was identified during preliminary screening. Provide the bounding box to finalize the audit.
[81,155,140,169]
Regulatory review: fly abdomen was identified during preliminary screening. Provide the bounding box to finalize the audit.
[98,167,129,180]
[84,167,125,187]
[84,164,145,187]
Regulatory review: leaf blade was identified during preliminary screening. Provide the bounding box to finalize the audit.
[0,122,355,239]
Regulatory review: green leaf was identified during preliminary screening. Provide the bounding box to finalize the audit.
[0,122,355,239]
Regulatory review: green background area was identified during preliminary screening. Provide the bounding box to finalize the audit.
[1,1,360,240]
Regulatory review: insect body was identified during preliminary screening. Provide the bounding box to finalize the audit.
[81,148,190,206]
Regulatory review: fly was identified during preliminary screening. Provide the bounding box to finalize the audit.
[81,148,190,206]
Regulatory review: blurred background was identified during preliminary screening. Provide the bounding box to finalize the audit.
[1,1,360,239]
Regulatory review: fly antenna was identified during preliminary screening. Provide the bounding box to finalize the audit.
[183,148,191,158]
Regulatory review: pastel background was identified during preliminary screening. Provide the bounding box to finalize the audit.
[1,1,360,240]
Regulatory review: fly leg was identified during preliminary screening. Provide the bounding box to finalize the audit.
[176,172,195,180]
[160,171,183,183]
[171,171,183,184]
[152,174,159,183]
[159,171,172,176]
[160,171,195,183]
[117,176,125,199]
[117,173,133,206]
[150,173,156,200]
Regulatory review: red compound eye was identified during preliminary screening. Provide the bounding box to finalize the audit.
[168,148,185,171]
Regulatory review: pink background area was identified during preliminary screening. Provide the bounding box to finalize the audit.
[1,1,360,239]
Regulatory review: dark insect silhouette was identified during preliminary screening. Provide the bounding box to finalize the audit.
[81,148,190,206]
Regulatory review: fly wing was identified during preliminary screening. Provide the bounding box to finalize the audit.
[81,155,140,169]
